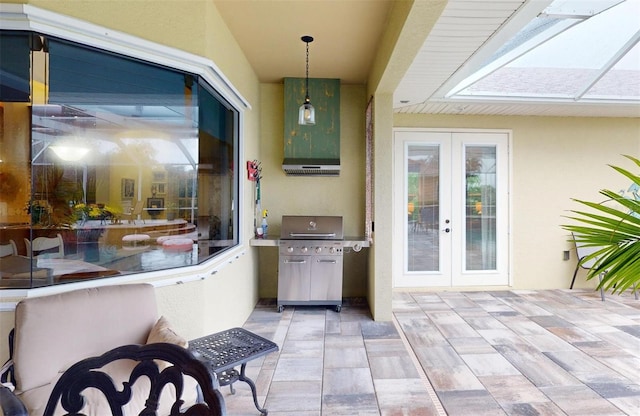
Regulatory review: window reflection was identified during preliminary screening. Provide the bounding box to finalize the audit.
[406,145,440,272]
[465,146,497,271]
[0,32,238,288]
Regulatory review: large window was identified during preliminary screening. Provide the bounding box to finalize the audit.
[0,32,239,288]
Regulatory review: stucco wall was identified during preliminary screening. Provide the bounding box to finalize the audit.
[0,0,262,361]
[394,113,640,291]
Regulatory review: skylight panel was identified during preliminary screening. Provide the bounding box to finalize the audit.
[585,42,640,100]
[449,0,639,103]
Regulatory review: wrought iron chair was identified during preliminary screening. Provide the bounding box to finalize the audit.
[571,233,639,301]
[570,233,609,301]
[41,342,226,416]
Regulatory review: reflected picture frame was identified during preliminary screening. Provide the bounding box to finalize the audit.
[152,182,166,195]
[147,197,164,209]
[121,178,135,199]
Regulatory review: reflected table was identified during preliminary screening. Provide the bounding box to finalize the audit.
[35,258,110,277]
[0,256,51,279]
[0,256,118,288]
[189,327,279,415]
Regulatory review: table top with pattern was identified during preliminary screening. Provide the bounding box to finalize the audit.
[189,327,278,372]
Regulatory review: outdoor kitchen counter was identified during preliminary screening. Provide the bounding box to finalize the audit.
[250,237,370,249]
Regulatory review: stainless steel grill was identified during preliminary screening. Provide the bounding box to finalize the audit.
[277,215,344,312]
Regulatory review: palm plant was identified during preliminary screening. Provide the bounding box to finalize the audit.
[562,155,640,295]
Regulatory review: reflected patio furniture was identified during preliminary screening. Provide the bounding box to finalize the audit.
[0,256,117,287]
[24,234,64,258]
[0,240,17,257]
[160,238,194,252]
[417,206,438,232]
[0,255,51,280]
[122,234,151,250]
[35,258,111,278]
[122,200,145,224]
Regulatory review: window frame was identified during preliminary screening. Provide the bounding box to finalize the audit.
[0,4,250,298]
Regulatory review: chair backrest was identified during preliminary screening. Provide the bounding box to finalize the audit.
[573,233,601,269]
[43,343,225,416]
[124,200,145,223]
[0,240,17,257]
[132,199,144,215]
[24,234,64,258]
[571,232,608,300]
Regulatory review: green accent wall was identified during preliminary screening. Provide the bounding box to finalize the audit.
[283,77,340,159]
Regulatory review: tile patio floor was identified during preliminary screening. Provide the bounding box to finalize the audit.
[222,290,640,415]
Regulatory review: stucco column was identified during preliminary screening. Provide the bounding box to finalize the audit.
[368,92,394,321]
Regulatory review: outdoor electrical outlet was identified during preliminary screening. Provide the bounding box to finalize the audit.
[563,250,570,261]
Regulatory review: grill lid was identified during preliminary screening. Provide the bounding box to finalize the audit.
[280,215,343,240]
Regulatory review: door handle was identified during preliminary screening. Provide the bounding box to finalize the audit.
[443,228,450,233]
[284,259,307,264]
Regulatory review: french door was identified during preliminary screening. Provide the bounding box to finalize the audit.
[393,129,510,287]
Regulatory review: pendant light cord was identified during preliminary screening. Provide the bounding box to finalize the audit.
[305,40,310,101]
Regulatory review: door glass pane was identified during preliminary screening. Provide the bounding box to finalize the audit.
[407,144,439,272]
[465,146,497,270]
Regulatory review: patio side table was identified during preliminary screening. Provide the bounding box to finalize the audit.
[189,327,279,415]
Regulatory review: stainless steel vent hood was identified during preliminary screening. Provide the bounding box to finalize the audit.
[282,158,340,176]
[283,78,340,176]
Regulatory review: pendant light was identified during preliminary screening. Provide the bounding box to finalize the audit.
[298,35,315,126]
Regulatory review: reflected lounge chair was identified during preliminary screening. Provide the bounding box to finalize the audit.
[24,234,65,258]
[122,200,145,224]
[0,240,17,257]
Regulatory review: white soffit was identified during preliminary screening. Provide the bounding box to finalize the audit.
[394,0,530,110]
[394,0,640,117]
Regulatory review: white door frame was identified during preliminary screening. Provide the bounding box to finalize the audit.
[393,128,513,288]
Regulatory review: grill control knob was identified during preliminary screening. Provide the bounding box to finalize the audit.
[300,246,308,253]
[315,247,322,253]
[329,247,336,254]
[287,246,294,253]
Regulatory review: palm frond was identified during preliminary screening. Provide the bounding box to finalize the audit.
[562,156,640,295]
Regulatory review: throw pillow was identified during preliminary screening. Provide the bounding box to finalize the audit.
[146,316,188,348]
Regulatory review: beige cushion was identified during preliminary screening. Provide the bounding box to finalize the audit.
[12,284,203,415]
[146,316,188,348]
[13,283,158,393]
